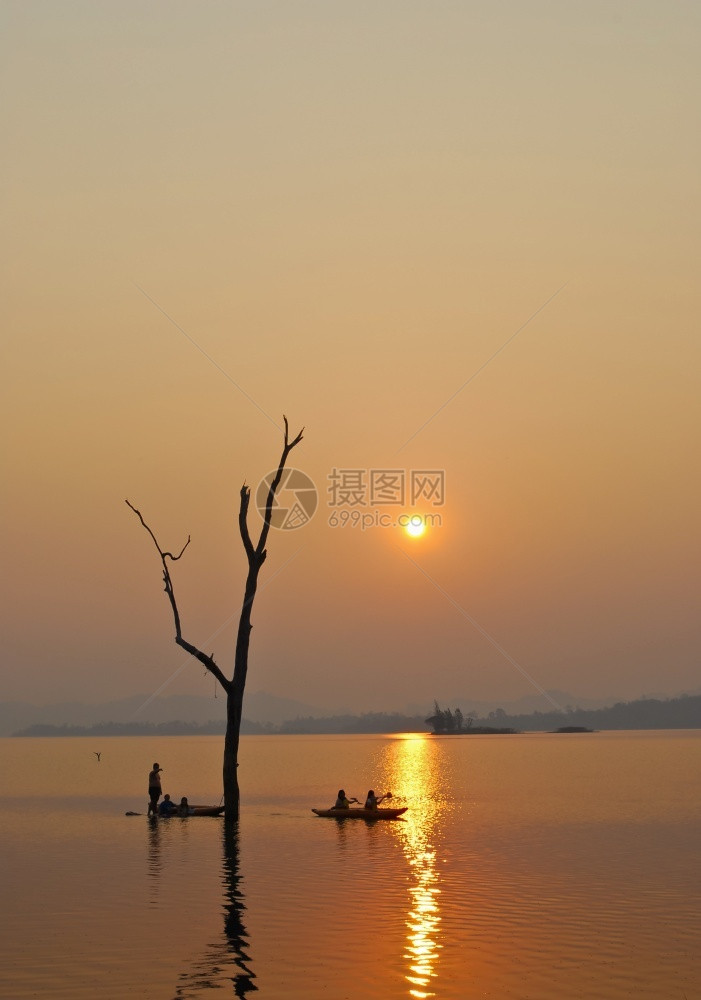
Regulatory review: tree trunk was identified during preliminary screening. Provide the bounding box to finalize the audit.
[224,691,241,822]
[224,556,262,821]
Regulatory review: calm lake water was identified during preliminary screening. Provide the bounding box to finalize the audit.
[1,730,700,999]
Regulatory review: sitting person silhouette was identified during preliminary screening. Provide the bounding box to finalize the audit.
[158,793,177,816]
[333,789,359,808]
[364,790,391,809]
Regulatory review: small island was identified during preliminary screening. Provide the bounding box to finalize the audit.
[553,726,594,733]
[425,702,518,735]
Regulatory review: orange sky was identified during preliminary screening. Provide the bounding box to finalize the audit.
[2,2,699,714]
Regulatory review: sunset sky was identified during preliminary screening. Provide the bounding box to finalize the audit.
[3,2,699,717]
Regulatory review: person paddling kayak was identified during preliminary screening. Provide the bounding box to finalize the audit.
[364,790,390,810]
[333,789,359,809]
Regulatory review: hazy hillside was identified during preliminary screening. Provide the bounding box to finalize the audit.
[0,690,326,737]
[467,694,701,732]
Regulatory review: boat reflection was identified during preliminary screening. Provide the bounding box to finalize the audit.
[382,734,448,1000]
[174,824,257,997]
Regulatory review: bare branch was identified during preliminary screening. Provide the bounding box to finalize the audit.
[126,500,191,561]
[168,538,191,561]
[255,418,304,557]
[283,413,304,450]
[126,500,186,638]
[238,484,255,561]
[125,499,230,694]
[176,637,231,693]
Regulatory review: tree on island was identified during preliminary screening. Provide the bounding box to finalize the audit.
[426,701,461,734]
[127,417,304,822]
[425,701,517,735]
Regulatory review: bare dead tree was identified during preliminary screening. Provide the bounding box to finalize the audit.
[127,417,304,822]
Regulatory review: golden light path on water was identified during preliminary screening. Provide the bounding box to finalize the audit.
[381,734,449,1000]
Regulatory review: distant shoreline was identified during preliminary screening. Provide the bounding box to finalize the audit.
[11,693,701,738]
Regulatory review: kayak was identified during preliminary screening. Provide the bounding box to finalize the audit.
[312,807,407,820]
[125,806,225,817]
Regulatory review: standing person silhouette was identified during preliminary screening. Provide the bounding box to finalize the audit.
[147,763,163,817]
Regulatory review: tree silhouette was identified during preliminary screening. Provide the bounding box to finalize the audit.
[127,417,304,821]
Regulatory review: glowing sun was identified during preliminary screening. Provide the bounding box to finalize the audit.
[404,515,426,538]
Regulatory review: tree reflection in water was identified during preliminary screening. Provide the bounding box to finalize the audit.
[175,824,257,997]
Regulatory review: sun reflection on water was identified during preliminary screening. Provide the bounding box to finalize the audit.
[381,734,449,999]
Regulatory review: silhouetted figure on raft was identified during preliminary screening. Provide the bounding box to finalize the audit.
[158,794,177,817]
[147,762,163,817]
[333,789,359,808]
[178,797,193,816]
